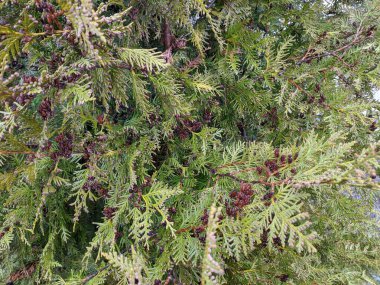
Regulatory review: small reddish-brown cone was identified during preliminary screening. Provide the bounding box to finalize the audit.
[103,207,117,220]
[51,133,73,159]
[38,98,53,120]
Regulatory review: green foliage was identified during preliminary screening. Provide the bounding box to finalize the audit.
[0,0,380,284]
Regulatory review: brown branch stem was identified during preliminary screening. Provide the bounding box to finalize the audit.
[0,150,35,155]
[81,264,110,284]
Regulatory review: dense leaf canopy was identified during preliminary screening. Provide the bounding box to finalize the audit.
[0,0,380,284]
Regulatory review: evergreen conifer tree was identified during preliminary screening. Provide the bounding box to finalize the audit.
[0,0,380,284]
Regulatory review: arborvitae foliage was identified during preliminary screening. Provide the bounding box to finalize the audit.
[1,0,380,284]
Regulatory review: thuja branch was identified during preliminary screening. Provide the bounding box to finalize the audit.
[81,264,110,284]
[81,248,130,284]
[295,26,376,65]
[216,169,379,191]
[216,172,282,187]
[287,78,344,113]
